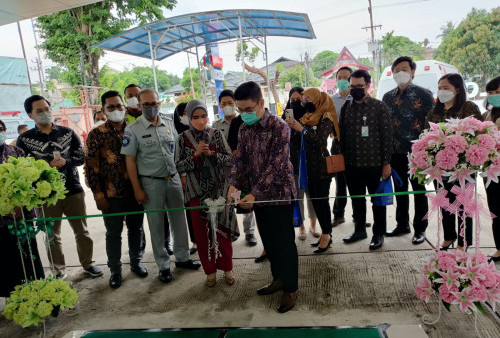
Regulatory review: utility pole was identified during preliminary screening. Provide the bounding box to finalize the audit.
[304,51,311,87]
[362,0,382,89]
[17,22,33,93]
[31,19,46,95]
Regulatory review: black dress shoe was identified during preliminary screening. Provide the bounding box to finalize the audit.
[488,256,500,263]
[130,263,148,277]
[343,232,368,243]
[175,259,201,270]
[231,234,239,242]
[190,246,197,255]
[277,291,298,313]
[254,254,267,263]
[412,232,426,245]
[369,235,384,250]
[246,234,258,246]
[257,280,283,295]
[159,269,173,283]
[331,216,345,227]
[166,243,174,256]
[385,226,411,237]
[314,238,332,254]
[109,272,122,288]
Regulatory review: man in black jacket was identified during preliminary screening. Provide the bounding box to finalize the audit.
[18,95,102,279]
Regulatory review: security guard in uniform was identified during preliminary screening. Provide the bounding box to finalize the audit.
[121,88,201,283]
[124,84,142,124]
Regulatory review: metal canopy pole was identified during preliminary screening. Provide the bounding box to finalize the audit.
[264,35,272,108]
[238,15,246,81]
[147,30,159,93]
[187,52,196,99]
[195,46,206,104]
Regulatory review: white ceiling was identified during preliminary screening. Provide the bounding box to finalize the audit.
[0,0,103,26]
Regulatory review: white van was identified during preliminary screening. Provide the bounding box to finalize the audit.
[376,60,459,100]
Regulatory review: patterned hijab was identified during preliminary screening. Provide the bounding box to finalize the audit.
[300,88,339,138]
[186,99,210,143]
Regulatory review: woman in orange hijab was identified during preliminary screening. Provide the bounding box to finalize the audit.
[287,88,339,253]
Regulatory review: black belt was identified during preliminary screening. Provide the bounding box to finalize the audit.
[140,173,177,180]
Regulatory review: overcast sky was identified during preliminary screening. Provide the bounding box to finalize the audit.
[0,0,496,82]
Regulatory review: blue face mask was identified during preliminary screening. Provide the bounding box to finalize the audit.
[337,79,350,92]
[488,94,500,108]
[241,112,261,125]
[0,131,6,144]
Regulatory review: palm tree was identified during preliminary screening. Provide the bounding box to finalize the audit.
[437,21,455,39]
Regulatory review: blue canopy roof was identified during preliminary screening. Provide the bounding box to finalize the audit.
[93,9,316,60]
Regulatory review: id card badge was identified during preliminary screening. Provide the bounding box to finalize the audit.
[361,126,369,137]
[53,150,61,157]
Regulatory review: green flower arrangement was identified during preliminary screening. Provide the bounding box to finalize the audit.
[0,156,67,216]
[2,276,78,327]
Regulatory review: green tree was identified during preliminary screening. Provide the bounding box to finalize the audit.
[436,21,456,39]
[435,7,500,87]
[379,31,427,68]
[180,68,201,99]
[235,41,260,64]
[45,66,62,82]
[311,50,339,76]
[277,64,321,88]
[36,1,177,104]
[99,65,180,94]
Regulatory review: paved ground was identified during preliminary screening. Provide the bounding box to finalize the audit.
[0,169,499,338]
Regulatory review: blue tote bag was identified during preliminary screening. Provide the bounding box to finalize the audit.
[374,169,403,207]
[298,129,308,190]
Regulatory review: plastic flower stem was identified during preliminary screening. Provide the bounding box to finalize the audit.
[422,295,443,325]
[41,207,55,269]
[12,211,28,282]
[474,179,480,255]
[21,209,37,280]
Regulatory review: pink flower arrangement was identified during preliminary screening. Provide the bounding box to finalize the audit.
[415,250,500,313]
[409,117,500,187]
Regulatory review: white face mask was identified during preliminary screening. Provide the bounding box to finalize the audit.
[126,97,139,108]
[106,110,126,122]
[94,120,106,128]
[393,71,411,86]
[222,106,236,117]
[437,90,455,103]
[180,115,189,126]
[36,111,53,125]
[0,131,7,144]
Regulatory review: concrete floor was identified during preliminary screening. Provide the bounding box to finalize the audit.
[1,169,499,338]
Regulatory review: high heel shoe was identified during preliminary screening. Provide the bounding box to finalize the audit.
[439,240,456,251]
[310,241,320,247]
[314,238,333,254]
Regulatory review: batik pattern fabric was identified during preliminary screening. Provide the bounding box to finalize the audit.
[382,84,434,154]
[84,121,133,201]
[426,100,482,126]
[229,109,296,205]
[175,128,237,233]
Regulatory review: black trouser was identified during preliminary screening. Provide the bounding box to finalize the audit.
[485,181,500,250]
[345,165,387,236]
[103,197,144,273]
[437,179,473,248]
[0,223,45,297]
[390,153,428,233]
[308,177,332,234]
[333,172,348,218]
[254,204,298,293]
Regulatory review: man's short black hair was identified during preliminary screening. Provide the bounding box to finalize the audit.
[219,89,235,103]
[391,56,417,72]
[234,81,263,102]
[124,83,141,95]
[24,95,51,114]
[336,66,353,78]
[17,124,28,133]
[350,70,371,84]
[101,90,123,107]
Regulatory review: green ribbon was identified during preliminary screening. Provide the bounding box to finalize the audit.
[24,190,433,223]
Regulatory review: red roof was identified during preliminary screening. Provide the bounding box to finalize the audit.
[318,46,372,78]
